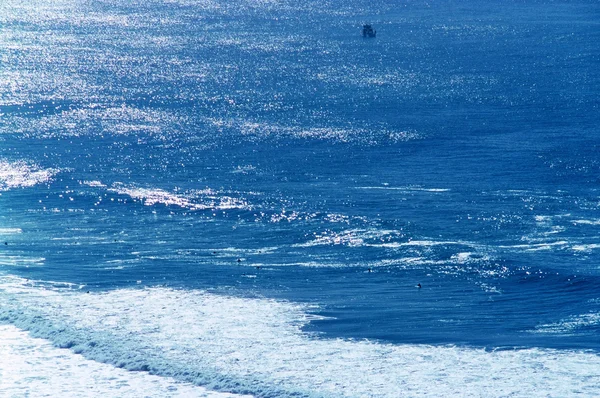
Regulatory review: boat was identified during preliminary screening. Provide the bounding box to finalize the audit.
[362,24,376,38]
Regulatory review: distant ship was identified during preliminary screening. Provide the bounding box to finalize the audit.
[362,24,376,38]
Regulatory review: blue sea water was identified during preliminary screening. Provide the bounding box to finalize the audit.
[1,0,600,396]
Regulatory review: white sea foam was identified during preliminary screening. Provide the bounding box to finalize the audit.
[357,186,450,193]
[572,219,600,226]
[498,240,570,252]
[451,252,488,264]
[367,240,475,249]
[398,239,467,247]
[571,243,600,252]
[0,324,250,398]
[294,229,406,248]
[1,277,600,397]
[534,215,553,224]
[231,165,257,174]
[107,183,251,211]
[475,282,502,294]
[82,180,107,188]
[209,247,278,256]
[0,228,22,234]
[0,160,57,190]
[0,256,45,267]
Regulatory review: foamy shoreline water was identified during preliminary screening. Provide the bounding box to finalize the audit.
[2,278,600,397]
[0,324,252,398]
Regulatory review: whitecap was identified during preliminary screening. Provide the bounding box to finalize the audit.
[572,244,600,252]
[0,256,45,267]
[0,228,22,234]
[294,228,405,248]
[572,219,600,226]
[0,160,57,191]
[356,186,450,193]
[81,180,107,188]
[108,183,252,212]
[498,241,570,252]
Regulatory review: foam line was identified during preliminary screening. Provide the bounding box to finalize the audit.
[1,278,600,397]
[0,324,251,398]
[0,228,23,234]
[572,244,600,252]
[356,186,450,192]
[104,183,252,211]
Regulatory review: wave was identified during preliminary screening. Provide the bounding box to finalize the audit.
[499,239,600,254]
[294,228,405,248]
[0,256,45,267]
[572,244,600,252]
[532,312,600,335]
[0,228,23,234]
[295,229,477,251]
[0,159,57,191]
[497,241,571,252]
[0,324,248,398]
[81,180,364,229]
[572,219,600,226]
[356,186,450,193]
[93,182,253,212]
[2,277,600,397]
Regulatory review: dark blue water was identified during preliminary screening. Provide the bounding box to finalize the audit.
[1,0,600,396]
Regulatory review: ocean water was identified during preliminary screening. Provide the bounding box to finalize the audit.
[1,0,599,396]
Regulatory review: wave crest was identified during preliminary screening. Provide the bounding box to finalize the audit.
[0,160,57,191]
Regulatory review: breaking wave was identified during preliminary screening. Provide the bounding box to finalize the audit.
[0,160,57,191]
[2,277,600,397]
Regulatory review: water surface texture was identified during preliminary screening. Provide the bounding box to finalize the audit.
[1,0,600,396]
